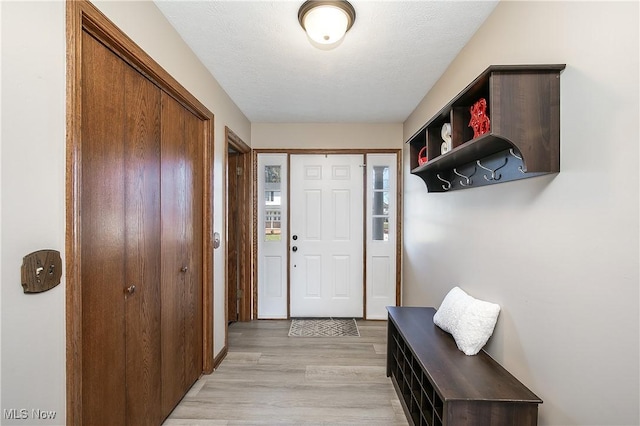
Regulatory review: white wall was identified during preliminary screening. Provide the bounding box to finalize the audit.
[252,123,403,150]
[1,1,250,423]
[402,2,639,426]
[1,2,66,423]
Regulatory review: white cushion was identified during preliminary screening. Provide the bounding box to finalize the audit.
[433,286,500,356]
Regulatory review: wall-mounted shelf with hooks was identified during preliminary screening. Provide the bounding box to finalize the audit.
[408,64,565,192]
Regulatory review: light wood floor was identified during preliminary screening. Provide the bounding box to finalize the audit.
[164,319,408,425]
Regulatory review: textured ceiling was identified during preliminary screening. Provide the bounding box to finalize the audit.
[154,1,499,123]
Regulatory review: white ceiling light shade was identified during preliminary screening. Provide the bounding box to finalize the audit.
[298,1,356,47]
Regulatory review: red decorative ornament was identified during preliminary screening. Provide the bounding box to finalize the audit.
[469,98,490,138]
[418,146,428,166]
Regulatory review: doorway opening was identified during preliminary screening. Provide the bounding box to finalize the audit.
[225,127,252,323]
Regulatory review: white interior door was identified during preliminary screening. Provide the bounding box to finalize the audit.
[290,154,364,318]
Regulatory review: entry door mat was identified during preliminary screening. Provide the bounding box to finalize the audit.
[288,318,360,337]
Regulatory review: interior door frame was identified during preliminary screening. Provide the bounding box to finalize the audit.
[66,2,214,424]
[252,149,402,320]
[224,127,252,323]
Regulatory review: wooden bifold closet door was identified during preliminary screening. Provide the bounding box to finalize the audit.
[160,92,204,417]
[80,31,202,425]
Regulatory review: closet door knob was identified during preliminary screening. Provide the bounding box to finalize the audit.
[125,285,136,295]
[180,266,188,273]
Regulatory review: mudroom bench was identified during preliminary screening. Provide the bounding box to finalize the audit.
[386,306,542,426]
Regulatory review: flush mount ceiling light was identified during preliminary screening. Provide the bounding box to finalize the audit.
[298,1,356,48]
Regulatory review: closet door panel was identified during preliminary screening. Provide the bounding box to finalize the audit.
[184,110,203,386]
[160,93,204,416]
[160,93,188,416]
[123,64,163,426]
[81,32,127,425]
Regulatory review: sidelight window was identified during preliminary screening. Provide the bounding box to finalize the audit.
[371,166,390,241]
[264,165,282,241]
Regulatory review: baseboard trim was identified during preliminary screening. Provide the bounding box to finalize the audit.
[212,345,228,370]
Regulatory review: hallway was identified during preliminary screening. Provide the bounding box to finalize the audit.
[164,320,408,425]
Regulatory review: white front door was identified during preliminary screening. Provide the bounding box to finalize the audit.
[290,154,364,318]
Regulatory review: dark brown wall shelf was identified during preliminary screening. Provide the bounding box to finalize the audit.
[408,64,565,192]
[387,307,542,426]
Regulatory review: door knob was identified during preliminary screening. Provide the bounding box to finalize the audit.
[180,266,188,273]
[292,235,298,241]
[125,285,136,295]
[292,246,298,252]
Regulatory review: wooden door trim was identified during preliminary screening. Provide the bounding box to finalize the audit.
[66,2,214,424]
[251,149,402,320]
[224,127,252,323]
[395,150,403,307]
